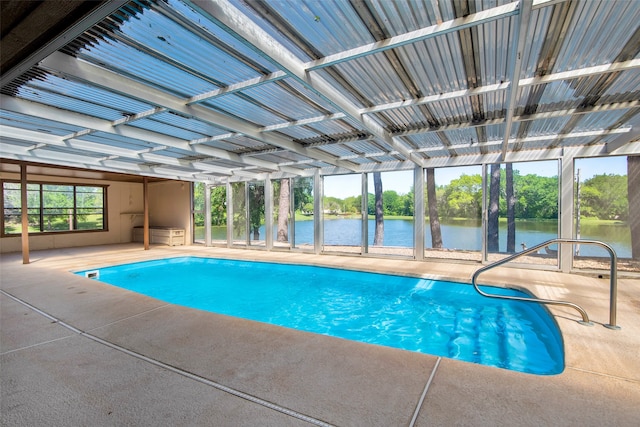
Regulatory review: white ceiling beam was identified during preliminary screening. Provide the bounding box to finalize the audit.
[299,0,563,72]
[187,71,287,104]
[188,0,423,167]
[260,113,347,132]
[415,127,632,155]
[0,95,276,172]
[0,125,238,177]
[303,2,519,71]
[39,51,359,172]
[391,101,639,137]
[361,83,510,115]
[607,126,640,153]
[1,145,206,182]
[519,58,640,87]
[501,0,533,161]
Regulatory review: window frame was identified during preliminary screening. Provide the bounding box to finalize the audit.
[1,180,108,236]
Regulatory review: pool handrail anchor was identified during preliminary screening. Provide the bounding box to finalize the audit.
[471,238,620,330]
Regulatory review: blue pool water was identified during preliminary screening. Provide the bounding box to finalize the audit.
[76,257,564,375]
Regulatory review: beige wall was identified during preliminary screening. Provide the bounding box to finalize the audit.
[148,180,192,241]
[0,172,193,253]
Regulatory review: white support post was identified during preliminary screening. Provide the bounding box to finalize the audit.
[245,182,251,246]
[265,176,273,250]
[204,184,212,246]
[314,170,323,254]
[481,164,488,262]
[226,181,233,248]
[362,173,369,254]
[414,166,425,261]
[559,156,575,272]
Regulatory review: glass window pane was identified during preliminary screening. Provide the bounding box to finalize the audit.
[193,182,205,243]
[3,182,105,234]
[3,182,22,234]
[231,182,246,246]
[426,165,483,262]
[574,156,637,272]
[486,161,559,267]
[293,177,314,250]
[323,174,362,254]
[247,181,265,247]
[42,185,73,231]
[367,170,414,257]
[210,185,227,243]
[273,178,291,249]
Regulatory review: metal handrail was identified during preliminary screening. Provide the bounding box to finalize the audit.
[471,238,620,330]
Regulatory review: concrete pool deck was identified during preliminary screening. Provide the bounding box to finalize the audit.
[1,244,639,426]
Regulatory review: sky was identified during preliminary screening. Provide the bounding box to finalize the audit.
[323,156,628,199]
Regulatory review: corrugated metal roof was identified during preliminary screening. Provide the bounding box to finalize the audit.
[1,0,638,184]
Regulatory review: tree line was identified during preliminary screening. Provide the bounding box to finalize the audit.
[322,171,628,221]
[193,156,639,259]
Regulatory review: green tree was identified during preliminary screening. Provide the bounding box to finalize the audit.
[581,174,628,220]
[211,186,226,226]
[514,174,558,219]
[248,182,265,240]
[293,177,313,213]
[439,174,482,218]
[382,190,400,215]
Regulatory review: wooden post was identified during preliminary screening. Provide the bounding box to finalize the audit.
[20,164,29,264]
[143,176,149,250]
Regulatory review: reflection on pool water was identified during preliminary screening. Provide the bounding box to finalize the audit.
[76,256,564,375]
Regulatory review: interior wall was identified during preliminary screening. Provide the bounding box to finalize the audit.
[0,172,145,253]
[148,180,192,242]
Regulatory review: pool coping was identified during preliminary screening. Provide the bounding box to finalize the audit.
[2,243,639,426]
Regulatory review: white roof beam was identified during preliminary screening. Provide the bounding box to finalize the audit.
[187,71,287,105]
[304,2,519,71]
[39,51,358,172]
[607,126,640,153]
[0,125,238,177]
[415,127,632,155]
[393,101,639,138]
[260,113,347,132]
[0,95,276,172]
[501,0,533,161]
[187,0,423,167]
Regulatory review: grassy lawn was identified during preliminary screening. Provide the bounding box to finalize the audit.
[4,214,103,234]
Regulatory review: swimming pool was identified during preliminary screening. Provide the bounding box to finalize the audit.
[76,256,564,375]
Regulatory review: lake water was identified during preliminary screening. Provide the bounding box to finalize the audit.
[212,218,630,258]
[279,219,631,258]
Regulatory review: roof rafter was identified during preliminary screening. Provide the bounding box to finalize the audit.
[38,51,359,172]
[0,124,238,178]
[501,0,533,160]
[187,0,424,168]
[0,95,275,172]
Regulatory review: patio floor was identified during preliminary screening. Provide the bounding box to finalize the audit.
[1,244,639,426]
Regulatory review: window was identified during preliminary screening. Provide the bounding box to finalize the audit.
[2,181,107,235]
